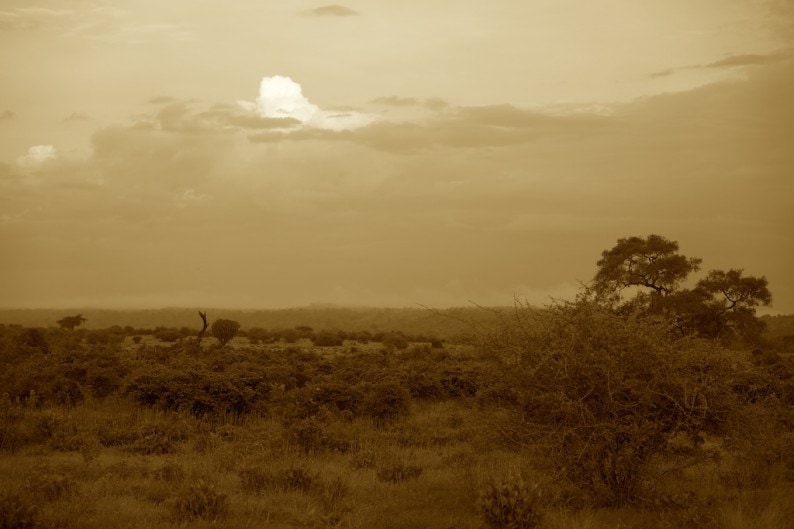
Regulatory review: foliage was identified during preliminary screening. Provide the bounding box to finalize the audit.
[170,480,229,522]
[0,491,41,529]
[358,380,411,425]
[484,294,741,506]
[593,234,702,299]
[478,476,543,529]
[594,235,771,343]
[154,329,182,342]
[14,329,49,355]
[125,365,265,419]
[211,318,240,346]
[375,461,423,483]
[312,329,344,347]
[56,314,86,331]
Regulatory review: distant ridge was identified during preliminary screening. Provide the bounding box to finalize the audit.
[0,305,516,339]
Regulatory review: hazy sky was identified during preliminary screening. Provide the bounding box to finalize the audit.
[1,1,793,312]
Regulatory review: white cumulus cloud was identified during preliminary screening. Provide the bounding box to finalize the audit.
[238,75,373,131]
[174,188,209,208]
[17,144,57,167]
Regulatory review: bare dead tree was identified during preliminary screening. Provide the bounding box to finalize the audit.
[197,311,208,345]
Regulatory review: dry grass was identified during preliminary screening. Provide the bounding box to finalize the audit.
[0,398,791,528]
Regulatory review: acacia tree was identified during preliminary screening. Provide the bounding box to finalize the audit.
[594,235,772,342]
[211,318,240,347]
[56,314,87,331]
[669,269,773,340]
[593,235,702,301]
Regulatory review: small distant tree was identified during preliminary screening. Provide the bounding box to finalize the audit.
[56,314,86,331]
[212,319,240,347]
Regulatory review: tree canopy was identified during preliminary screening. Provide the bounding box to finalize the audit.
[593,235,771,343]
[56,314,86,331]
[593,235,702,299]
[211,318,240,347]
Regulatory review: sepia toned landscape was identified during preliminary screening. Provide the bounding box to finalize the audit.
[1,236,793,528]
[2,1,793,528]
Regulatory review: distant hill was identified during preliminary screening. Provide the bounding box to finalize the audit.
[0,306,518,339]
[760,314,794,340]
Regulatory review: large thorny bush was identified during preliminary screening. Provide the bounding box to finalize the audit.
[484,293,743,507]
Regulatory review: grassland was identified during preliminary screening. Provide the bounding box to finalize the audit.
[1,305,793,528]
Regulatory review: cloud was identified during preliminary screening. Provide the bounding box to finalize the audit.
[304,5,360,17]
[424,98,449,111]
[371,96,449,110]
[649,51,789,77]
[238,75,374,131]
[371,96,421,107]
[249,102,610,153]
[17,145,56,167]
[64,112,91,122]
[2,60,793,311]
[0,110,16,121]
[705,53,784,68]
[148,96,177,105]
[129,100,301,134]
[0,6,73,31]
[174,189,209,209]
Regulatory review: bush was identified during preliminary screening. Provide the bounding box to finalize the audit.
[125,366,261,419]
[382,332,409,349]
[25,469,76,502]
[284,417,327,454]
[0,491,41,529]
[154,329,182,343]
[239,465,316,494]
[484,294,741,506]
[376,461,423,483]
[478,476,543,529]
[358,380,410,425]
[312,330,344,347]
[170,480,229,522]
[212,319,240,347]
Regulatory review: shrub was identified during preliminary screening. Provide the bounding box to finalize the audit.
[170,480,229,522]
[239,465,316,494]
[212,319,240,347]
[382,332,409,349]
[484,294,741,506]
[312,330,344,347]
[25,469,76,502]
[239,467,274,494]
[358,380,410,425]
[125,366,260,419]
[478,476,543,529]
[279,465,315,492]
[14,328,49,354]
[0,491,41,529]
[154,462,186,482]
[349,448,377,470]
[376,462,423,483]
[284,417,327,454]
[154,329,182,343]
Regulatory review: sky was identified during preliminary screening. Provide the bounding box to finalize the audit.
[1,1,793,312]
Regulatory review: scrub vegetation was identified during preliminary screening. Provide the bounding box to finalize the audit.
[1,235,792,528]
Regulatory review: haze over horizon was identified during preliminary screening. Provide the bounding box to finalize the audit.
[2,1,793,313]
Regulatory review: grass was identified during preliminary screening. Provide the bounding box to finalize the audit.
[0,330,794,529]
[1,385,792,528]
